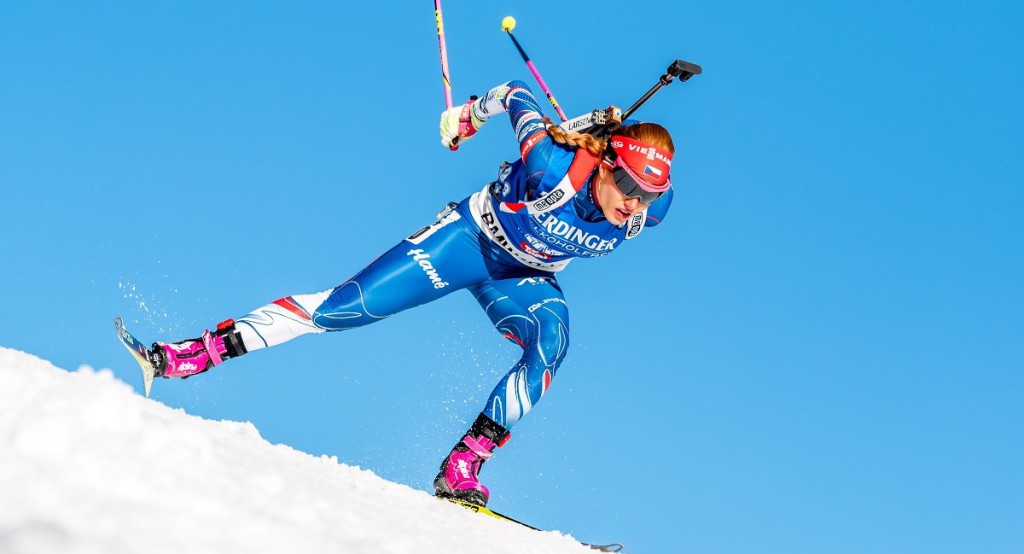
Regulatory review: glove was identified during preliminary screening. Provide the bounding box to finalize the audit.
[439,97,486,149]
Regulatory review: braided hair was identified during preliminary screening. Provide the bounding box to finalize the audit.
[544,118,675,158]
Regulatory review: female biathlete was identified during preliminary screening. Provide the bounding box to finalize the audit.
[146,80,677,507]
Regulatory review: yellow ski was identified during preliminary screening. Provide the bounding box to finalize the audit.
[441,497,623,552]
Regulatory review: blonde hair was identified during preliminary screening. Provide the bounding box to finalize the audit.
[544,118,674,157]
[544,117,608,156]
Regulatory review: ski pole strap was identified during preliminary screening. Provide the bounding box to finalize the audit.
[457,96,480,139]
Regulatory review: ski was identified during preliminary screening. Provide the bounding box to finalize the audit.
[113,317,158,397]
[442,497,623,552]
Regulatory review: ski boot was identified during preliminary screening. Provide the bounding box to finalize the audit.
[434,413,511,507]
[150,319,248,379]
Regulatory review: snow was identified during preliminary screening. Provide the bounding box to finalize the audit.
[0,346,595,554]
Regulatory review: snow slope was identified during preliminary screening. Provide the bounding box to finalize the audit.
[0,347,597,554]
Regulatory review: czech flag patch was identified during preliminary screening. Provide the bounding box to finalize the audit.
[644,165,663,178]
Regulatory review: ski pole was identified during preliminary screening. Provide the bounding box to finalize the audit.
[501,16,569,122]
[434,0,454,110]
[435,0,467,151]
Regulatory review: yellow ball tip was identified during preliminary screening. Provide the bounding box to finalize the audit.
[501,16,516,32]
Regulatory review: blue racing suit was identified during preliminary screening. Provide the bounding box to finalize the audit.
[232,81,673,429]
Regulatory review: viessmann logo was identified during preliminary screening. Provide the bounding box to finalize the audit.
[610,140,672,165]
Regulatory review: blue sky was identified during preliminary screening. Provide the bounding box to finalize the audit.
[1,1,1022,552]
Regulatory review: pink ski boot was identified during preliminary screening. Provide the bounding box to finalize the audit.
[151,320,248,378]
[434,413,510,506]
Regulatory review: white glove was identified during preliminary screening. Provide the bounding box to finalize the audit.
[439,97,486,149]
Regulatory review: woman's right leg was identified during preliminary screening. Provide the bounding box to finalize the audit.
[433,273,569,506]
[153,208,489,377]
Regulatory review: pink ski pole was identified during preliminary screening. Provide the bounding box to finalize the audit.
[434,0,454,110]
[436,0,468,150]
[501,16,569,122]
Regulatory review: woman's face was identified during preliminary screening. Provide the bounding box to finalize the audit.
[594,165,646,225]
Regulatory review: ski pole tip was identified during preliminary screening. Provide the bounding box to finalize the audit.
[501,16,516,32]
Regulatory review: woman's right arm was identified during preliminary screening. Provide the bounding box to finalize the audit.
[440,80,557,172]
